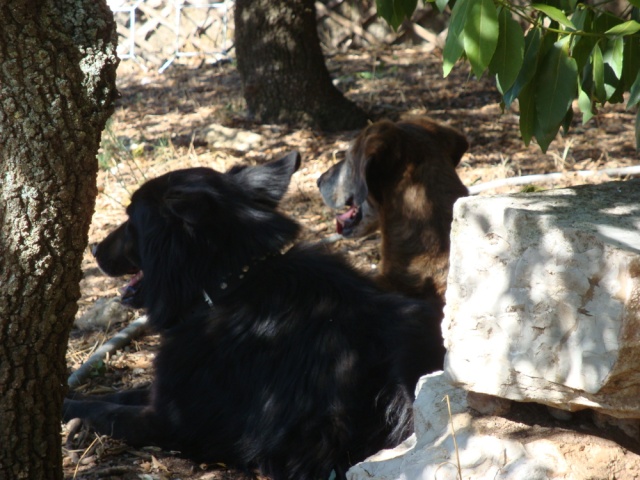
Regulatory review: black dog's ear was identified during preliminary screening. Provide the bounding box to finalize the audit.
[163,186,214,225]
[228,151,301,207]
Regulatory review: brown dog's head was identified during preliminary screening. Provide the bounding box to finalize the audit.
[317,117,469,238]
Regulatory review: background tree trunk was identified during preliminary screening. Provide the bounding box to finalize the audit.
[235,0,369,131]
[0,1,119,478]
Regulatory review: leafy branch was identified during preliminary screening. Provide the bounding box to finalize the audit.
[376,0,640,152]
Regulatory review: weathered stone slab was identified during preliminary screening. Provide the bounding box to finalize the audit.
[443,179,640,418]
[347,372,640,480]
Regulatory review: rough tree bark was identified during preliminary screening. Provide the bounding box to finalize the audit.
[235,0,369,131]
[0,1,119,478]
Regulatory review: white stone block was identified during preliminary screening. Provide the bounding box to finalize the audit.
[347,373,571,480]
[443,180,640,418]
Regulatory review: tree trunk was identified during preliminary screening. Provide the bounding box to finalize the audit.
[0,1,119,478]
[235,0,369,131]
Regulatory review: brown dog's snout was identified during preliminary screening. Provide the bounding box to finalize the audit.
[316,169,332,189]
[317,161,348,209]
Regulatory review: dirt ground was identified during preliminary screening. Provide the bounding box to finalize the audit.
[63,45,640,479]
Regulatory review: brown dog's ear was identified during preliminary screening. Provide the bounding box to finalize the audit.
[360,122,403,204]
[443,126,469,167]
[398,117,469,167]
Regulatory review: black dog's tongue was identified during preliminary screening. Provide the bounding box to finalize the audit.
[120,271,143,307]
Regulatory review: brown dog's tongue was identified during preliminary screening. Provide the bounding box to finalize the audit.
[335,206,358,234]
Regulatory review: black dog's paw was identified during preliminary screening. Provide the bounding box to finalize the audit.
[63,417,85,439]
[63,415,104,465]
[62,403,92,456]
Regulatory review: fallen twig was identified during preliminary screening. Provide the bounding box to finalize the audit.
[468,165,640,195]
[444,394,463,480]
[72,435,102,479]
[67,315,149,389]
[318,233,343,245]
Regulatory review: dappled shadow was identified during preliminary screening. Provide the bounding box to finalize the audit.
[68,43,640,478]
[446,178,640,414]
[499,401,640,454]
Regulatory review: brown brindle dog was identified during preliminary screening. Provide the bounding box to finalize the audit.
[317,117,469,311]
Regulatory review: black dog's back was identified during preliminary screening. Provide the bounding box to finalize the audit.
[154,244,443,475]
[65,153,444,480]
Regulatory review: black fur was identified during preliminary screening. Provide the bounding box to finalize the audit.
[65,152,444,480]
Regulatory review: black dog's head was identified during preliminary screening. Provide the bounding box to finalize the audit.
[92,152,301,329]
[317,117,468,238]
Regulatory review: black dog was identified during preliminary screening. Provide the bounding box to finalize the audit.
[64,152,444,480]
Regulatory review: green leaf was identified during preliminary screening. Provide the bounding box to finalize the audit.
[591,37,624,101]
[463,0,499,78]
[538,29,560,61]
[578,87,594,123]
[518,82,536,146]
[561,104,574,133]
[376,0,418,30]
[548,0,577,11]
[572,37,598,74]
[435,0,449,13]
[608,78,625,104]
[489,8,525,93]
[357,71,380,80]
[503,27,541,108]
[376,0,394,27]
[534,121,560,152]
[636,109,640,151]
[605,20,640,36]
[622,36,640,89]
[603,36,624,80]
[89,360,106,377]
[443,0,474,77]
[531,3,575,30]
[629,71,640,109]
[592,43,607,103]
[535,38,577,147]
[593,11,624,34]
[402,0,418,19]
[571,6,590,30]
[630,0,640,7]
[571,8,597,73]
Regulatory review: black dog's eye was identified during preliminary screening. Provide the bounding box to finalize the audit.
[123,220,138,246]
[123,223,142,266]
